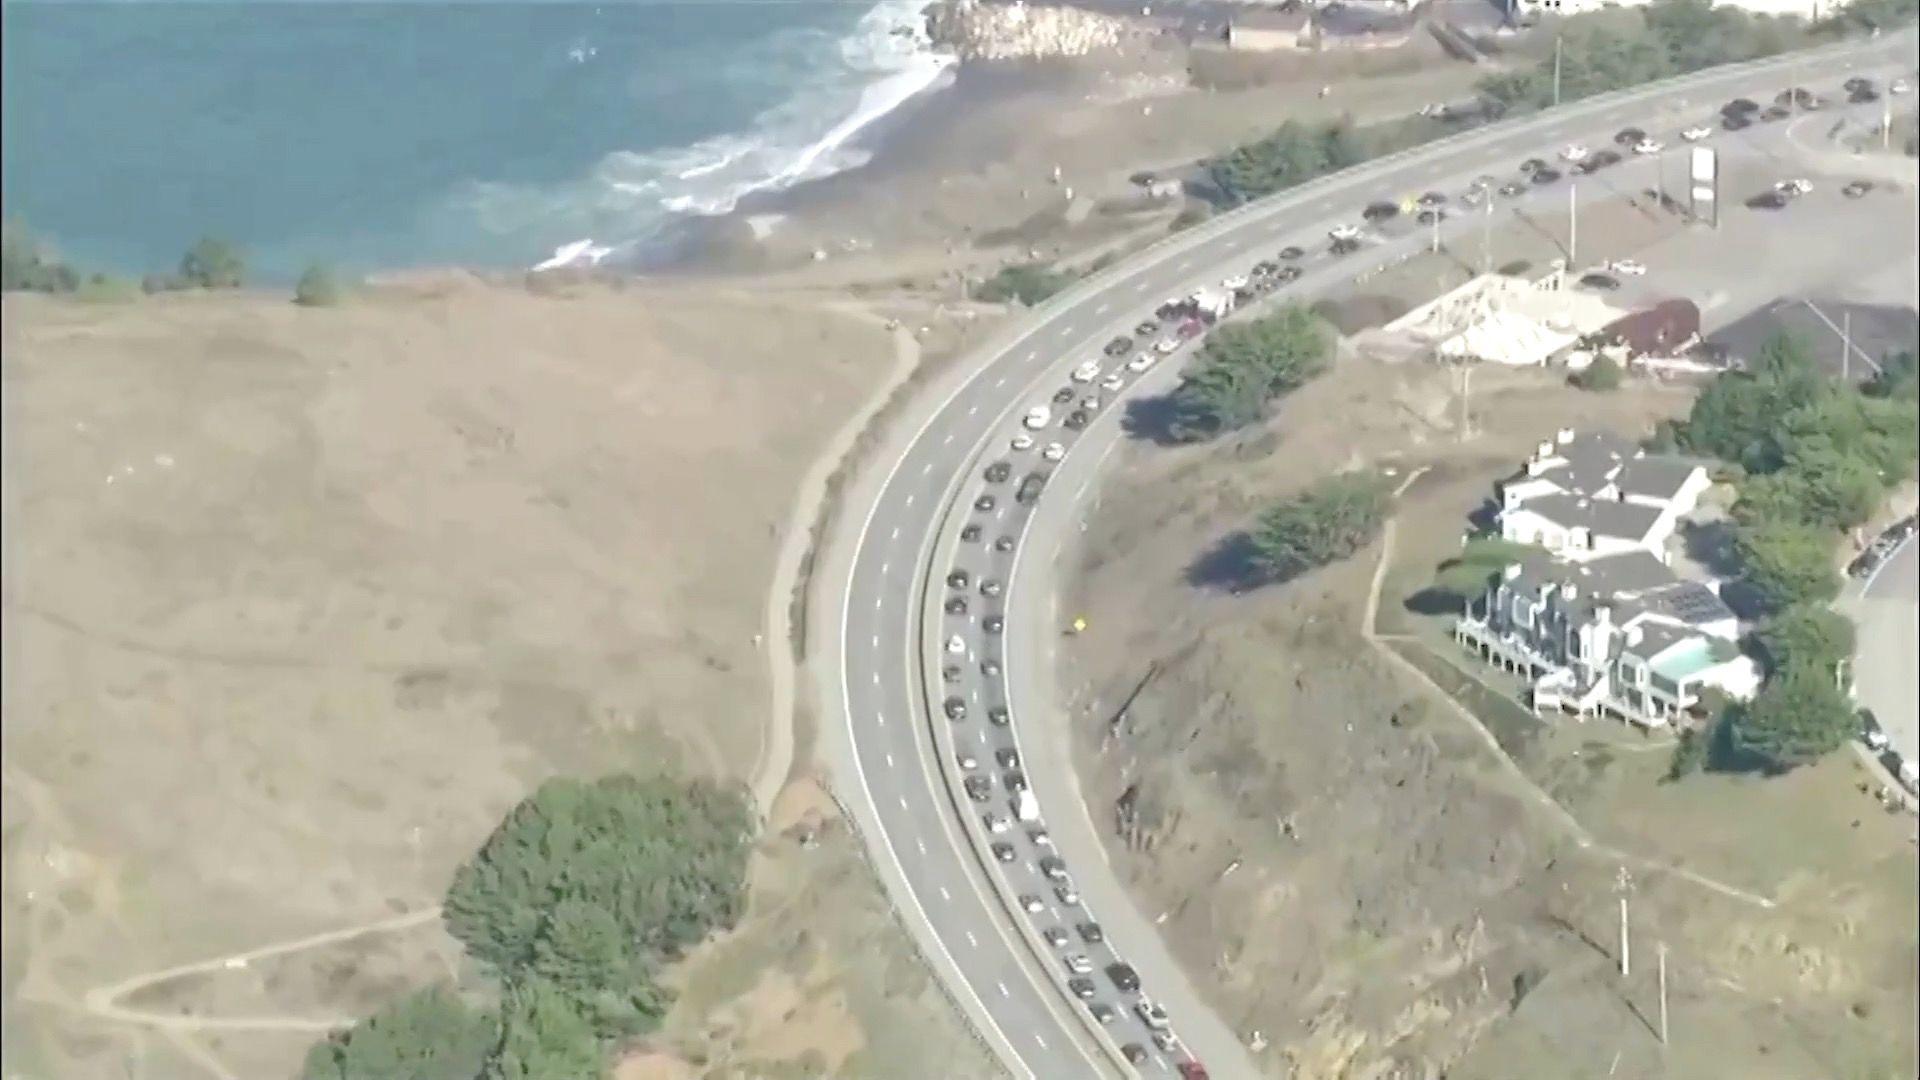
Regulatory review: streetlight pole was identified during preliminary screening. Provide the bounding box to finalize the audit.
[1568,180,1578,267]
[1482,195,1493,274]
[1553,35,1563,109]
[1843,309,1853,382]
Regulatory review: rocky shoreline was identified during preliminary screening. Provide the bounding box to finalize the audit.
[924,0,1154,61]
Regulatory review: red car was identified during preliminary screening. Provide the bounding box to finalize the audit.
[1175,318,1204,340]
[1177,1063,1209,1080]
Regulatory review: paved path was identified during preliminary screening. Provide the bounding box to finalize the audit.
[1849,533,1919,768]
[806,33,1916,1080]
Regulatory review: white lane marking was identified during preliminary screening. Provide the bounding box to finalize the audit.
[968,405,978,417]
[966,930,978,947]
[1176,258,1193,270]
[890,527,900,541]
[872,634,880,649]
[942,434,954,446]
[1094,302,1109,314]
[997,982,1011,999]
[876,712,886,727]
[899,796,909,810]
[905,494,915,506]
[916,837,927,854]
[994,376,1006,388]
[1026,350,1037,361]
[939,886,951,902]
[1059,324,1074,336]
[1034,1034,1048,1051]
[880,562,890,575]
[1134,280,1150,291]
[872,672,881,685]
[886,752,894,768]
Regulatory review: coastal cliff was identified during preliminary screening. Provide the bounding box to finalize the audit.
[924,0,1145,61]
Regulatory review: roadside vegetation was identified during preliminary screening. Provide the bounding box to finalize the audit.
[1249,472,1394,581]
[1568,355,1623,391]
[303,775,753,1080]
[974,261,1074,306]
[1167,305,1331,440]
[1660,334,1918,775]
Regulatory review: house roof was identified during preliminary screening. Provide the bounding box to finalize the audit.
[1628,580,1736,628]
[1553,431,1638,495]
[1623,620,1697,665]
[1511,493,1664,541]
[1615,456,1699,501]
[1599,300,1701,358]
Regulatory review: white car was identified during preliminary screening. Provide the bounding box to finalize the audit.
[1041,442,1066,462]
[1023,405,1052,430]
[1633,138,1664,155]
[1079,396,1101,412]
[1070,360,1101,383]
[1681,125,1712,141]
[946,634,966,654]
[1328,223,1361,241]
[1029,827,1052,846]
[1064,954,1094,975]
[1137,1001,1171,1030]
[983,813,1009,834]
[1055,885,1080,906]
[1775,178,1813,195]
[1153,336,1179,355]
[1891,78,1911,95]
[1560,143,1589,162]
[1020,895,1045,914]
[1100,372,1125,392]
[1010,433,1034,452]
[1608,259,1647,276]
[1220,274,1249,291]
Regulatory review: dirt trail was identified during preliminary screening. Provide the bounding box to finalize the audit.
[752,310,924,816]
[1360,511,1779,911]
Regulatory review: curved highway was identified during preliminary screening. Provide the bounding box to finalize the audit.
[810,32,1918,1080]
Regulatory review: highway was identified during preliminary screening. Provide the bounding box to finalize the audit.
[807,32,1919,1080]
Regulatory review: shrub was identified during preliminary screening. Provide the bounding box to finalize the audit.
[1754,604,1856,677]
[178,235,245,289]
[1727,660,1858,770]
[302,986,495,1080]
[1570,355,1623,391]
[1167,306,1331,440]
[1248,472,1393,581]
[1,221,80,293]
[1736,522,1842,612]
[975,262,1073,306]
[294,263,343,307]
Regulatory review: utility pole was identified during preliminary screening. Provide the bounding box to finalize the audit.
[1843,309,1853,382]
[1553,35,1563,108]
[1616,866,1634,978]
[1658,942,1670,1046]
[1885,96,1894,151]
[1568,180,1578,267]
[1430,208,1441,254]
[1481,195,1493,274]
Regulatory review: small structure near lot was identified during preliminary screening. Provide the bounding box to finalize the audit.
[1381,272,1624,367]
[1224,5,1314,50]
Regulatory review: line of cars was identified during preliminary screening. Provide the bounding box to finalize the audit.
[944,299,1235,1078]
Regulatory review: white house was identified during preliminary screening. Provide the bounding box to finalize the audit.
[1496,429,1711,563]
[1455,549,1760,727]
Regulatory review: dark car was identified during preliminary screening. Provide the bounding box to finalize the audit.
[1746,190,1789,210]
[1017,472,1048,504]
[1519,156,1548,173]
[1532,167,1563,184]
[947,570,970,589]
[1051,386,1075,405]
[1362,200,1399,222]
[1578,272,1621,291]
[1329,237,1362,256]
[973,494,995,512]
[1005,769,1029,793]
[1843,180,1874,198]
[1077,922,1105,944]
[987,705,1010,726]
[1723,96,1760,115]
[1499,181,1527,197]
[1722,113,1752,131]
[991,841,1015,863]
[963,775,991,801]
[1089,1002,1117,1024]
[1122,1044,1149,1065]
[1850,86,1881,103]
[996,747,1021,770]
[1845,76,1874,94]
[984,461,1012,483]
[1068,977,1097,1000]
[1416,208,1446,225]
[1042,925,1069,947]
[1761,104,1790,121]
[981,657,1001,677]
[1064,409,1089,430]
[1275,265,1303,283]
[994,535,1016,552]
[1106,962,1140,993]
[944,697,967,720]
[1580,149,1621,173]
[1251,260,1278,278]
[1038,854,1067,878]
[1614,126,1646,146]
[1277,245,1304,260]
[942,664,960,683]
[983,615,1004,635]
[1134,320,1159,337]
[945,596,968,615]
[1154,300,1187,321]
[961,524,982,542]
[981,579,1002,597]
[1417,190,1448,207]
[1103,336,1133,357]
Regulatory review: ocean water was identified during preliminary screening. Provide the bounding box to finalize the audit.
[0,0,955,280]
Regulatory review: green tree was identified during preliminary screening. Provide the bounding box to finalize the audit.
[443,775,751,1038]
[1865,350,1917,401]
[1429,537,1539,605]
[1754,604,1856,677]
[1664,721,1711,782]
[1571,355,1623,391]
[1248,472,1392,581]
[178,235,246,289]
[302,986,496,1080]
[295,262,344,307]
[1728,660,1857,770]
[1680,333,1825,467]
[975,262,1072,306]
[485,980,604,1080]
[1736,522,1841,611]
[1,220,80,293]
[1167,306,1330,440]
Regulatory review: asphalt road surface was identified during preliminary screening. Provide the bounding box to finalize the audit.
[1850,534,1919,769]
[810,33,1919,1080]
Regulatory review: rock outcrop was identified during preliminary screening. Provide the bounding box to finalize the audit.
[925,0,1143,61]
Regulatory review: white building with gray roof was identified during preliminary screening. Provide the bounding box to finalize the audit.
[1496,429,1711,564]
